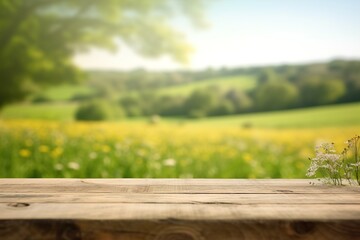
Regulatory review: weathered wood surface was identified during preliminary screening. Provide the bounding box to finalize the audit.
[0,179,360,240]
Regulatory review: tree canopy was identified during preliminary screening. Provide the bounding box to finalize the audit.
[255,81,299,111]
[0,0,206,108]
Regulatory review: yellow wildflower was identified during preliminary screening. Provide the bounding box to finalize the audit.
[19,149,31,158]
[39,145,49,153]
[243,153,252,163]
[51,147,63,158]
[101,145,111,153]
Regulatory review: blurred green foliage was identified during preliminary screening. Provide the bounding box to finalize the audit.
[2,59,358,121]
[75,100,117,121]
[254,81,299,111]
[0,0,206,108]
[85,60,358,119]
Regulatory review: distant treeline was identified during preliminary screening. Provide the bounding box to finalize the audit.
[76,60,360,119]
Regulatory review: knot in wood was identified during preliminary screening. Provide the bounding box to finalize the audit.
[275,190,293,193]
[288,221,315,236]
[7,202,30,208]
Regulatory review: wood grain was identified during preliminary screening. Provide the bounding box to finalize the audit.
[0,179,359,239]
[1,220,360,240]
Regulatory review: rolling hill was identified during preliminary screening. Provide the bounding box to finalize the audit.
[155,75,256,96]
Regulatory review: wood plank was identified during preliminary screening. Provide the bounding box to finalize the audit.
[0,178,347,187]
[1,220,359,240]
[1,179,359,239]
[1,203,360,221]
[1,179,359,194]
[1,178,315,185]
[1,193,360,204]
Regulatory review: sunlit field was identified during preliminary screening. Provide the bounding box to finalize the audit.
[1,0,360,182]
[1,119,359,178]
[155,75,256,96]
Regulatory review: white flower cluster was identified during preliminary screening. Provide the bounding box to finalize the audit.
[306,143,341,178]
[307,135,360,186]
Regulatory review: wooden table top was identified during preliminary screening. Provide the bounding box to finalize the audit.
[1,179,360,239]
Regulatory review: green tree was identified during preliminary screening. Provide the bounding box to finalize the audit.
[156,95,185,116]
[0,0,206,109]
[209,99,235,116]
[75,100,117,121]
[183,89,218,118]
[257,68,279,84]
[300,79,346,106]
[255,81,299,111]
[119,95,143,117]
[329,60,360,102]
[225,89,253,113]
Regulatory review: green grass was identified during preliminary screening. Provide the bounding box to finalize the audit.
[194,102,360,128]
[2,101,360,129]
[1,103,360,178]
[1,117,359,178]
[42,84,95,101]
[1,103,78,121]
[155,75,256,96]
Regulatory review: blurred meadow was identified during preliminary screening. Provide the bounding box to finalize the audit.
[1,0,360,178]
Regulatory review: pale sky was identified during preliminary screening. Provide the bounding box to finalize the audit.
[73,0,360,71]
